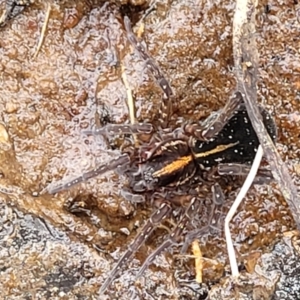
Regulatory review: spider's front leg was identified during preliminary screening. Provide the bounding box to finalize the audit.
[184,91,243,140]
[47,154,130,194]
[47,122,154,194]
[99,201,172,295]
[124,16,174,124]
[83,122,153,136]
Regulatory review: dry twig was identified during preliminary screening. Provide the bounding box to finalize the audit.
[192,240,203,283]
[121,63,136,126]
[33,3,51,59]
[232,0,300,229]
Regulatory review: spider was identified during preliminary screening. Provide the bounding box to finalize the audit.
[48,16,277,294]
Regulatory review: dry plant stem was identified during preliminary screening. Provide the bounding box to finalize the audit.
[33,2,51,59]
[192,240,203,283]
[0,10,6,24]
[225,145,263,277]
[121,63,135,125]
[121,63,139,146]
[137,22,145,38]
[233,0,300,229]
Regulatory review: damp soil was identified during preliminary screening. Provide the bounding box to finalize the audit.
[0,0,299,299]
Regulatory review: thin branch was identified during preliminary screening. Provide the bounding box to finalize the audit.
[233,0,300,229]
[121,63,135,126]
[192,240,203,283]
[33,3,51,59]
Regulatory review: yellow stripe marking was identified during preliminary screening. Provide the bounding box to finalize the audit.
[153,155,193,177]
[194,142,239,158]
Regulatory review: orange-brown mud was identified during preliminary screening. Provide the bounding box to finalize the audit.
[0,0,299,299]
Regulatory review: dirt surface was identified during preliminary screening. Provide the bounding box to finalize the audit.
[0,0,299,299]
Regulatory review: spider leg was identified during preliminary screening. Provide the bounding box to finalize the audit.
[184,91,243,140]
[180,184,225,254]
[124,16,173,123]
[82,123,153,136]
[49,124,153,195]
[211,182,225,205]
[48,154,130,194]
[218,163,273,184]
[136,197,201,278]
[120,188,145,204]
[99,202,172,295]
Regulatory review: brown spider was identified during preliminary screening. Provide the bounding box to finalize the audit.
[48,16,277,294]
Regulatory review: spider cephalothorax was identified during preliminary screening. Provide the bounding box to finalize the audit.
[132,139,198,192]
[47,16,277,295]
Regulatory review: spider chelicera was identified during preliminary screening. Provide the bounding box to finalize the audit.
[48,16,277,294]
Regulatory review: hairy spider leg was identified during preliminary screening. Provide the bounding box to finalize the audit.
[184,92,243,141]
[210,182,225,205]
[210,104,277,180]
[48,154,130,194]
[99,202,172,295]
[135,196,201,278]
[180,184,225,254]
[124,16,173,100]
[124,16,173,122]
[218,163,273,184]
[82,123,153,136]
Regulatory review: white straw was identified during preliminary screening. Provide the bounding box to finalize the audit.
[225,145,263,277]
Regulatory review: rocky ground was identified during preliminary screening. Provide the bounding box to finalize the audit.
[0,0,299,299]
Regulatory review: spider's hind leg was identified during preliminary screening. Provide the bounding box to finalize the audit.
[218,163,273,185]
[99,201,172,294]
[180,183,225,254]
[135,196,201,278]
[184,92,243,140]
